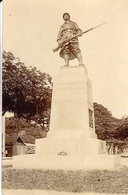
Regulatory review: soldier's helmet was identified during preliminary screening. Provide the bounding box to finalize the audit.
[63,13,70,20]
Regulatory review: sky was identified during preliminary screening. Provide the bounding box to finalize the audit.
[2,0,128,119]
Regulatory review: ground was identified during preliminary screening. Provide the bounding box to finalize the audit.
[2,167,128,194]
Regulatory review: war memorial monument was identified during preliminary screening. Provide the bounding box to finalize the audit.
[13,13,120,170]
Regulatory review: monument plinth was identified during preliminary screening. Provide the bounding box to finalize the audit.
[36,65,106,156]
[49,65,96,139]
[13,65,120,170]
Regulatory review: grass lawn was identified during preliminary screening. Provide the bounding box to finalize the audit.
[2,167,128,194]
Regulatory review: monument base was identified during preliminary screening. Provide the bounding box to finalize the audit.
[35,137,106,155]
[13,137,121,170]
[13,153,121,170]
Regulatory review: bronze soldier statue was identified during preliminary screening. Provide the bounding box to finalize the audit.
[57,13,83,66]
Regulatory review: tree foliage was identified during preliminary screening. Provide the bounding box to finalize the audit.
[94,103,128,153]
[6,116,46,144]
[94,102,121,140]
[115,117,128,139]
[2,51,52,127]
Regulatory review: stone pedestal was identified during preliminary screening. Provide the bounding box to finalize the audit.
[42,65,106,155]
[13,65,120,170]
[49,65,96,139]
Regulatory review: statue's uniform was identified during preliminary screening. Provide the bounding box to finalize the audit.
[57,20,82,60]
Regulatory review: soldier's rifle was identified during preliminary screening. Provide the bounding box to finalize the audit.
[52,23,105,52]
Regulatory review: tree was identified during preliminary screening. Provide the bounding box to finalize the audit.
[2,51,52,128]
[115,116,128,140]
[5,116,46,144]
[94,102,121,140]
[94,103,128,154]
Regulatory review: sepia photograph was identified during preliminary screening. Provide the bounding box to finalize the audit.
[1,0,128,194]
